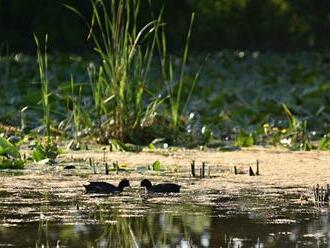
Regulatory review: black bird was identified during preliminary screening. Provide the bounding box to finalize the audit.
[140,179,181,193]
[84,179,130,194]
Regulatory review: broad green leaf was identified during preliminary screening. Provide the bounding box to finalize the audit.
[0,136,21,159]
[151,160,161,171]
[32,144,48,162]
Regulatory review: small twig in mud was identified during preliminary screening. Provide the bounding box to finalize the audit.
[191,160,196,177]
[113,161,119,175]
[312,184,330,204]
[313,184,319,202]
[88,157,96,174]
[321,186,324,202]
[256,160,260,176]
[249,166,255,176]
[234,166,237,175]
[102,147,106,163]
[201,162,206,178]
[105,162,109,175]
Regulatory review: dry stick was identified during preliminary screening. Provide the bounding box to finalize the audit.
[256,160,260,176]
[316,184,320,202]
[249,166,255,176]
[191,160,196,177]
[202,162,206,178]
[200,168,202,179]
[234,166,238,175]
[114,161,119,175]
[88,157,96,174]
[320,186,324,202]
[102,147,106,164]
[208,166,211,178]
[105,162,109,175]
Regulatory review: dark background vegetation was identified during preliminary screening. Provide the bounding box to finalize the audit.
[1,0,329,53]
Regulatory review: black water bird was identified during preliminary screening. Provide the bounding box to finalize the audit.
[84,179,130,194]
[140,179,181,193]
[64,165,76,170]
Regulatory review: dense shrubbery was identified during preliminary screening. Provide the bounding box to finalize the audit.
[0,0,329,52]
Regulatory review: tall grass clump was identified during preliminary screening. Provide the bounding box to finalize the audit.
[34,34,51,139]
[67,0,163,142]
[159,13,196,132]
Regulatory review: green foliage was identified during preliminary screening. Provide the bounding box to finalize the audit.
[161,13,197,131]
[32,139,59,162]
[281,104,312,151]
[235,131,255,147]
[1,48,330,149]
[0,136,20,159]
[67,0,164,141]
[0,136,25,169]
[109,139,142,152]
[151,160,161,171]
[0,158,25,169]
[319,134,330,151]
[34,34,51,138]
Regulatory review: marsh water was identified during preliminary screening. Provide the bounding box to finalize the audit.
[0,170,329,248]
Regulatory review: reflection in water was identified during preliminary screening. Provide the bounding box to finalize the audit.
[0,177,329,247]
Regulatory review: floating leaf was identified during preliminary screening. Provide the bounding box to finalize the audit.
[151,160,161,171]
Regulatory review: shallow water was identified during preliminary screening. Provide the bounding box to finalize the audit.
[0,170,329,248]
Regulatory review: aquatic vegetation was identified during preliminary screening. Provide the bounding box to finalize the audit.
[34,34,51,139]
[160,13,197,132]
[32,138,59,162]
[0,136,25,169]
[150,160,161,171]
[66,0,165,142]
[319,133,330,151]
[235,130,255,147]
[1,51,330,149]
